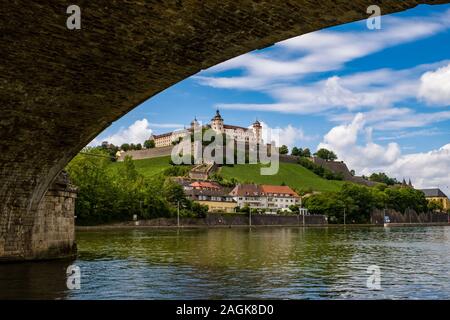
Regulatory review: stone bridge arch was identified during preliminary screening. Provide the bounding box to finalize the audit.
[1,0,448,261]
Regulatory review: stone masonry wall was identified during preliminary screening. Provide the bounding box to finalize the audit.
[30,189,77,260]
[118,213,328,227]
[0,173,77,262]
[118,146,174,161]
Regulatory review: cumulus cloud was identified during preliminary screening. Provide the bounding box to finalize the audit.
[388,144,450,190]
[318,113,401,172]
[318,114,450,193]
[418,63,450,106]
[94,119,153,146]
[258,122,313,148]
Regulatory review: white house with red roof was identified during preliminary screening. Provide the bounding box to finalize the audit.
[229,184,301,211]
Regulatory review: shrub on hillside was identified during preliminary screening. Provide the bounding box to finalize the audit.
[298,157,343,181]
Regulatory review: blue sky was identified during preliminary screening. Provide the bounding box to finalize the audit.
[92,4,450,192]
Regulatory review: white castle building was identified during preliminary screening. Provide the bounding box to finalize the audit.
[150,110,262,148]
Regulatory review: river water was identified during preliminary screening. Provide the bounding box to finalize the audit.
[1,226,450,299]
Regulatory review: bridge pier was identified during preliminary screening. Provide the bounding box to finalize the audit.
[0,172,77,262]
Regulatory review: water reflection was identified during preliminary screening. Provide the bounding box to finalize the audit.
[0,226,449,299]
[0,259,74,300]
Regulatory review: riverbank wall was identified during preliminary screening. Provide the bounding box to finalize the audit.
[76,213,328,229]
[371,209,449,225]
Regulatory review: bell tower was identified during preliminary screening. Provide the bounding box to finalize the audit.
[211,110,224,133]
[252,119,262,143]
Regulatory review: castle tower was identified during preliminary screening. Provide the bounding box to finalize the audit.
[252,119,262,143]
[211,110,224,134]
[190,117,200,130]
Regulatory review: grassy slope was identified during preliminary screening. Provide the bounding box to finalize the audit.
[109,156,173,178]
[110,156,344,192]
[220,162,344,192]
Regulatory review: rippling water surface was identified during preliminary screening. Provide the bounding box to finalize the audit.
[1,226,450,299]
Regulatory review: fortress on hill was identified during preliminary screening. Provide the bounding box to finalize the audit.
[150,110,263,148]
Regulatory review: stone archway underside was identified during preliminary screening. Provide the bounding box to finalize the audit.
[1,0,448,261]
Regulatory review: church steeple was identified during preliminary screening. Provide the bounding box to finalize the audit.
[211,110,224,133]
[212,109,223,121]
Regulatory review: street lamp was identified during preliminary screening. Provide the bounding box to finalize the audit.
[343,207,346,226]
[177,201,180,228]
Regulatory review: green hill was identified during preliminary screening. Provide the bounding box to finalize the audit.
[220,162,344,193]
[109,156,173,178]
[111,156,344,192]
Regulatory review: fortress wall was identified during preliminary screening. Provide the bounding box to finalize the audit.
[118,145,174,161]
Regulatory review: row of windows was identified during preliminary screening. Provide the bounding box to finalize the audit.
[198,196,233,202]
[238,197,297,202]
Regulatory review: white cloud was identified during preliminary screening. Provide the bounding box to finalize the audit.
[93,119,153,146]
[318,114,450,193]
[418,63,450,106]
[329,107,450,131]
[148,122,184,129]
[198,10,450,90]
[216,61,450,119]
[388,144,450,191]
[376,128,446,141]
[258,122,313,148]
[318,113,401,171]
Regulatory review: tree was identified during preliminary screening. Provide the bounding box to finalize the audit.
[291,147,299,156]
[279,145,289,155]
[136,143,142,150]
[65,148,119,225]
[314,148,337,161]
[428,200,444,212]
[119,155,138,181]
[369,172,398,186]
[162,179,187,206]
[120,143,130,151]
[302,148,311,158]
[144,139,155,149]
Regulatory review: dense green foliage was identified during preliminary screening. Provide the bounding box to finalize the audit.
[220,161,344,193]
[66,149,206,225]
[144,139,155,149]
[119,143,143,151]
[297,157,344,181]
[369,172,398,185]
[279,145,289,155]
[303,183,429,223]
[314,148,338,161]
[291,147,311,158]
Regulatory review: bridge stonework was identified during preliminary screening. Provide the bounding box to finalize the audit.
[0,173,77,262]
[1,1,448,261]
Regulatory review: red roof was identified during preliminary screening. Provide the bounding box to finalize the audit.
[230,184,299,197]
[190,181,220,189]
[230,184,261,196]
[260,185,299,197]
